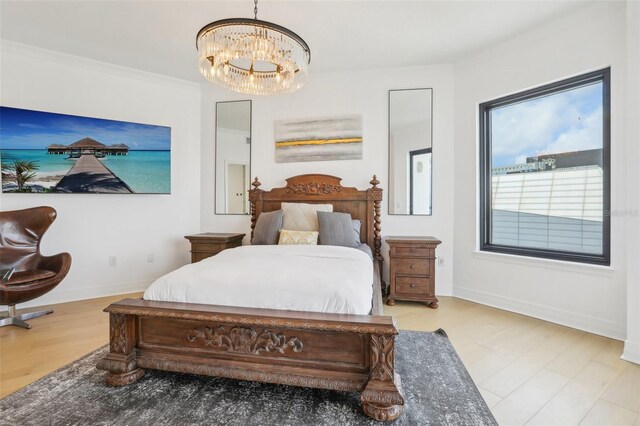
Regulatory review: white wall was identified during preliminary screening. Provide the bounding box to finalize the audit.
[452,2,629,339]
[623,0,640,363]
[201,65,455,294]
[0,42,201,307]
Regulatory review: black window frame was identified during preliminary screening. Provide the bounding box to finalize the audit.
[479,68,611,266]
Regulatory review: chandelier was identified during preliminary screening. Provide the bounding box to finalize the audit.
[196,0,311,95]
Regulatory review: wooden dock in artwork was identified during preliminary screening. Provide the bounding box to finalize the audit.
[54,154,133,193]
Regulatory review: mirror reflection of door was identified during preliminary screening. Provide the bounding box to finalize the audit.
[226,163,249,214]
[215,100,251,214]
[388,88,433,215]
[409,148,432,215]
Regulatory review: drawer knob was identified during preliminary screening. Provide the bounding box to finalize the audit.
[410,283,416,288]
[410,264,415,269]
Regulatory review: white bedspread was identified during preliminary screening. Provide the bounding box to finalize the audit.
[144,245,374,315]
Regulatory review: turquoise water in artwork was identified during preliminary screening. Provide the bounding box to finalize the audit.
[101,151,170,194]
[0,149,170,193]
[1,149,72,174]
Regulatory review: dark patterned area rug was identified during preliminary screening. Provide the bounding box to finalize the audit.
[0,329,496,425]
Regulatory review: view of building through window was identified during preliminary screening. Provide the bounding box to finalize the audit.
[481,70,609,264]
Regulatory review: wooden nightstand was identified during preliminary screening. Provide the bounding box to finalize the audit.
[184,233,245,263]
[386,236,441,308]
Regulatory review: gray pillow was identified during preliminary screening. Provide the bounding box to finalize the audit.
[252,210,283,245]
[352,219,362,243]
[317,211,359,248]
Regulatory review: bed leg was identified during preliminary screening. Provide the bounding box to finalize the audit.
[104,365,145,386]
[96,313,144,386]
[361,334,404,421]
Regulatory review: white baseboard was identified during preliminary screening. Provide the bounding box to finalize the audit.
[1,279,152,312]
[453,285,626,341]
[622,340,640,365]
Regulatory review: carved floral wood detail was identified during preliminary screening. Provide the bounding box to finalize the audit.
[361,388,405,406]
[366,189,383,201]
[109,313,127,353]
[361,333,404,421]
[187,325,304,354]
[285,182,342,195]
[370,334,395,381]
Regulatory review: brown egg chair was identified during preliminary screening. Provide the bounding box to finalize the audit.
[0,206,72,328]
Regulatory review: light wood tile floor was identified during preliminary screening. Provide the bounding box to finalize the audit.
[387,297,639,425]
[0,293,141,399]
[1,294,638,425]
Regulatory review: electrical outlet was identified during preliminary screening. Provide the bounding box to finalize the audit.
[109,256,117,267]
[147,253,155,263]
[437,257,445,267]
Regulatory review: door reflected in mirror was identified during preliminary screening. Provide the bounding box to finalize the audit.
[389,89,433,215]
[216,100,251,215]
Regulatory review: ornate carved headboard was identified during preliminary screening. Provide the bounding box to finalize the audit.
[248,174,383,265]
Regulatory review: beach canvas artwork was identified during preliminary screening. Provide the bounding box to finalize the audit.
[275,115,363,163]
[0,107,171,194]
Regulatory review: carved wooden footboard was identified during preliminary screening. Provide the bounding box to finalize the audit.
[97,298,404,421]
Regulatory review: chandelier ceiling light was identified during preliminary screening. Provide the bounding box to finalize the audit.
[196,0,311,95]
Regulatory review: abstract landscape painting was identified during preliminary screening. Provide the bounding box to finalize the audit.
[275,115,362,163]
[0,107,171,194]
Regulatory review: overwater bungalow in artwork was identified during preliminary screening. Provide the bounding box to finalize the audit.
[47,137,129,158]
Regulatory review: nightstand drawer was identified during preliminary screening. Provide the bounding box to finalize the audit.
[192,242,225,253]
[391,247,431,258]
[394,257,430,276]
[192,252,215,263]
[395,276,430,294]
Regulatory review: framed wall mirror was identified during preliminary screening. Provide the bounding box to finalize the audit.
[388,88,433,215]
[215,100,252,215]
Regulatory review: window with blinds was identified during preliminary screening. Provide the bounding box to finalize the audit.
[479,69,610,265]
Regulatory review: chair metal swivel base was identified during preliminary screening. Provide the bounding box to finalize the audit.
[0,305,53,329]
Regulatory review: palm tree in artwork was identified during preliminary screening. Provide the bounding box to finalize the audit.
[1,160,39,192]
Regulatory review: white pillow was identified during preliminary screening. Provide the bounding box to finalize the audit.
[281,202,333,232]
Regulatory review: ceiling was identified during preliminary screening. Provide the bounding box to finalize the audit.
[0,1,600,83]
